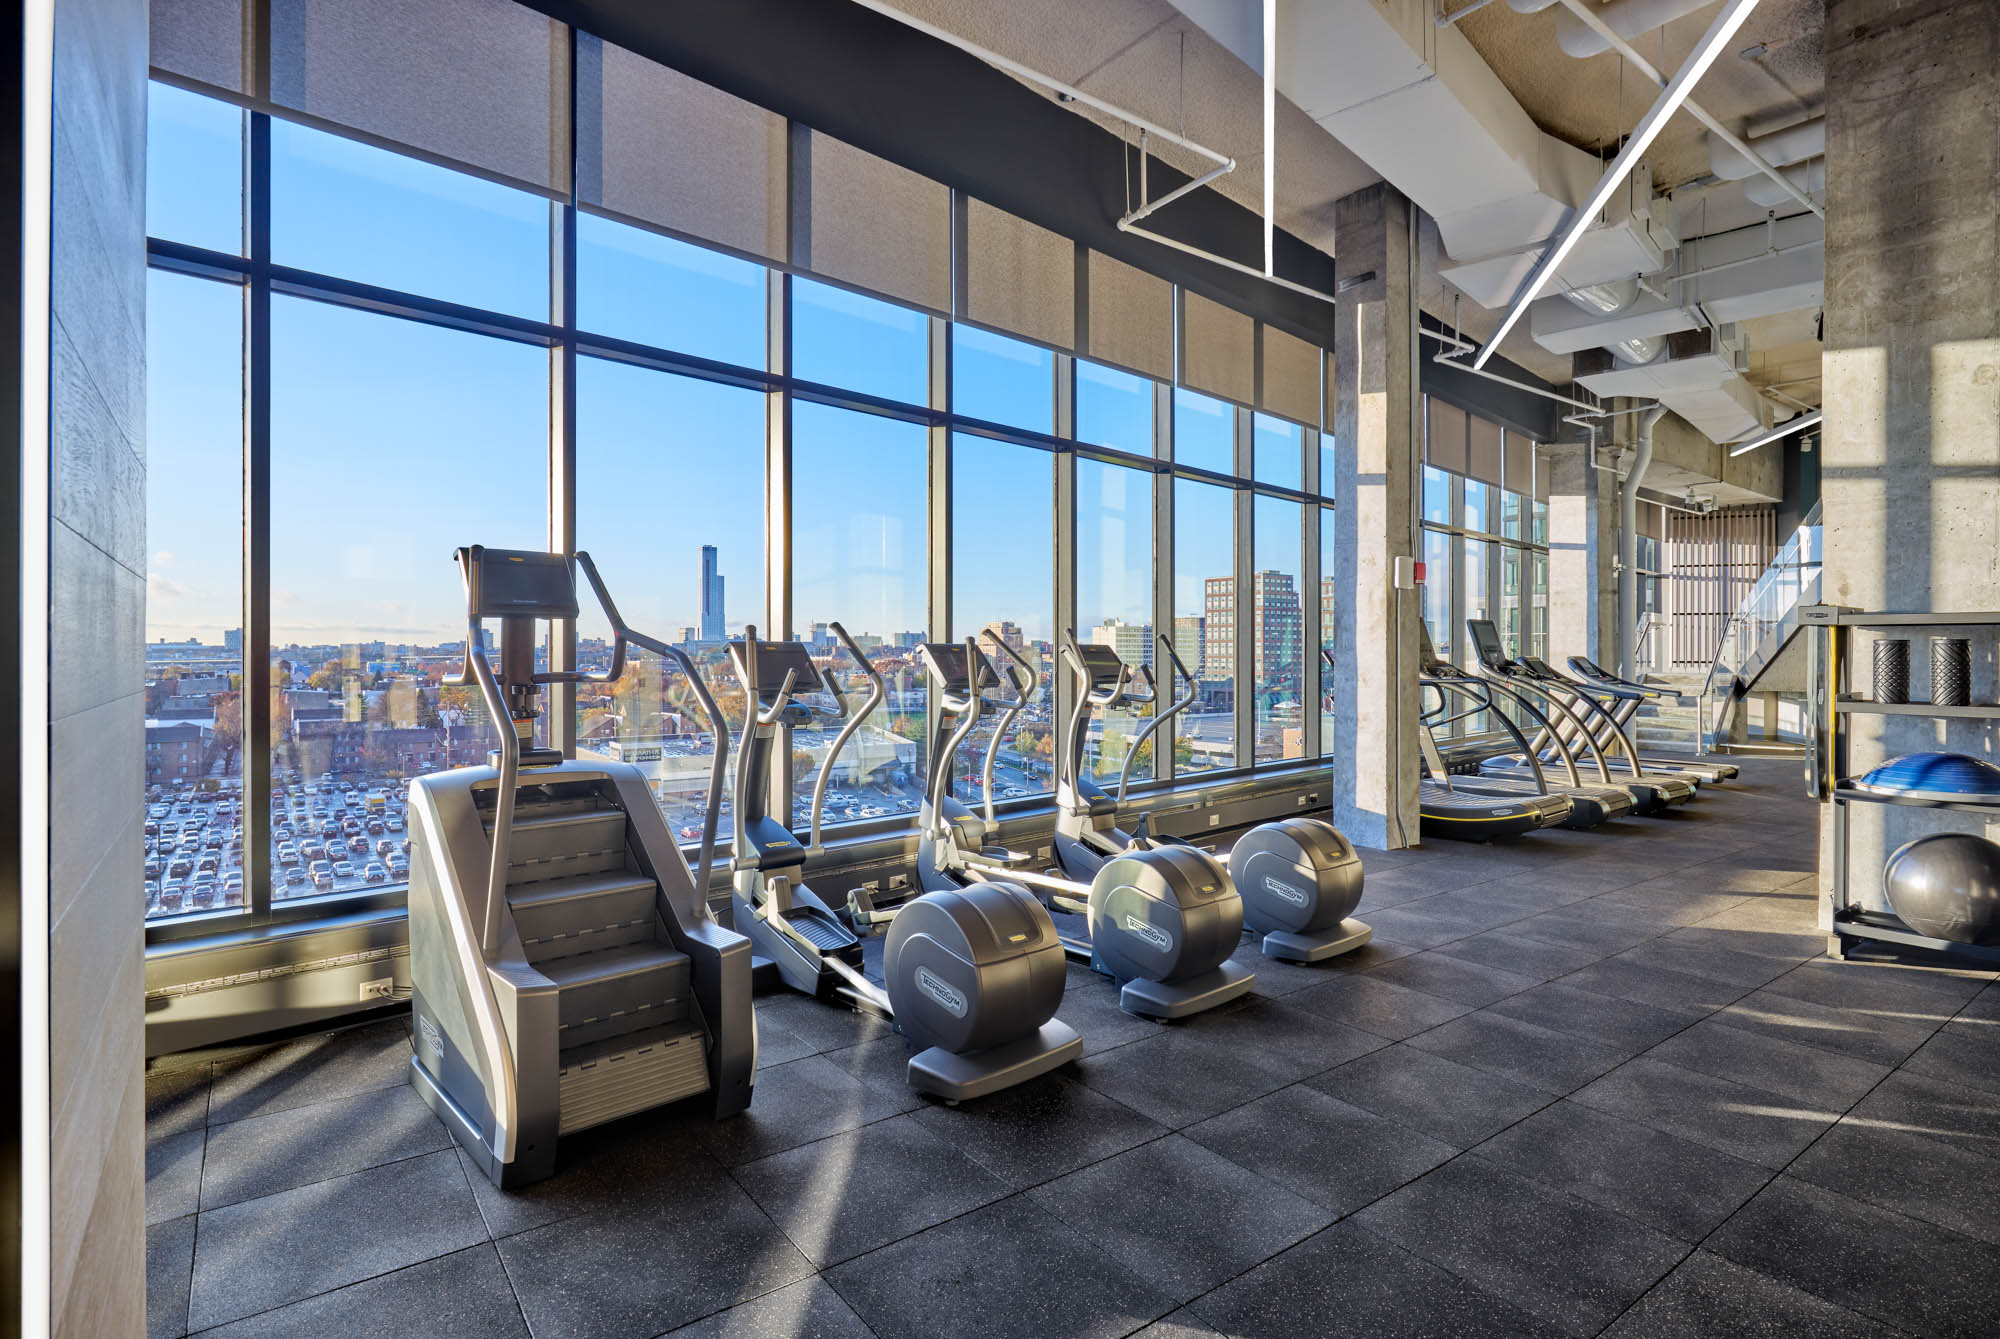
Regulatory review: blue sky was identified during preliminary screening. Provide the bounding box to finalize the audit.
[144,80,1312,651]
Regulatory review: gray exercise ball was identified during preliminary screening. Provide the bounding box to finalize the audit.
[1883,832,2000,946]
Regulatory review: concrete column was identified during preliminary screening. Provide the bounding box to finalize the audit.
[1820,0,2000,916]
[1329,183,1420,848]
[1546,443,1617,668]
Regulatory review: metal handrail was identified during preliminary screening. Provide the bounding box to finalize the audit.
[980,632,1041,826]
[808,623,885,853]
[1118,633,1198,804]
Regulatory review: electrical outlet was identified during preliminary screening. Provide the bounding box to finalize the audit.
[359,977,393,1001]
[1296,795,1310,807]
[1037,847,1051,862]
[1207,814,1220,827]
[887,873,908,890]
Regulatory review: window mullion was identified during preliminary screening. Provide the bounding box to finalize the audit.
[243,110,274,923]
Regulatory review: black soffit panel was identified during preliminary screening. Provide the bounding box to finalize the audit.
[521,0,1340,348]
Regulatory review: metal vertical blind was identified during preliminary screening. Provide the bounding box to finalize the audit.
[1666,506,1778,668]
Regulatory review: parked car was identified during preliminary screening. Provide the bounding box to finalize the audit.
[362,862,388,884]
[332,861,357,880]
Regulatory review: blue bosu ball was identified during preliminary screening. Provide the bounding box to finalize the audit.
[1884,832,2000,946]
[1853,752,2000,803]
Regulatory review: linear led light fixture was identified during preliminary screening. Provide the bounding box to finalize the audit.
[1472,0,1765,370]
[1729,409,1821,456]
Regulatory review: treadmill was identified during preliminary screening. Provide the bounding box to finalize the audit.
[1498,648,1700,810]
[1404,644,1574,840]
[1415,626,1630,829]
[1565,656,1741,783]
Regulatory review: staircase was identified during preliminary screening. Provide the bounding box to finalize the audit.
[487,792,710,1137]
[1630,678,1706,751]
[1702,503,1821,752]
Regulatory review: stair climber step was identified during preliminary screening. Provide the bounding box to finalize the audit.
[557,1020,709,1135]
[541,941,691,1050]
[493,808,630,881]
[509,872,660,963]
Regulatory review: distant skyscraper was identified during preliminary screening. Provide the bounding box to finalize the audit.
[981,620,1025,652]
[699,546,724,642]
[1088,619,1151,670]
[1172,616,1204,681]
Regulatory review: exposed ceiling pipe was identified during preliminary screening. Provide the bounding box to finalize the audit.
[1555,0,1824,219]
[1423,327,1625,414]
[1562,277,1641,316]
[1557,0,1721,59]
[1120,219,1338,303]
[1743,158,1824,208]
[1710,115,1824,180]
[1620,404,1669,679]
[1472,0,1767,369]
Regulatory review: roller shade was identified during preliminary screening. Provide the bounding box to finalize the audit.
[1641,503,1664,542]
[1085,250,1173,383]
[1468,414,1503,486]
[1504,432,1535,495]
[1259,324,1321,427]
[152,0,248,94]
[808,131,950,314]
[576,37,787,261]
[1426,398,1468,474]
[1181,292,1254,405]
[963,199,1073,351]
[1534,446,1551,503]
[153,0,572,196]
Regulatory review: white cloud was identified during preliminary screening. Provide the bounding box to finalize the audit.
[152,549,175,565]
[147,571,189,601]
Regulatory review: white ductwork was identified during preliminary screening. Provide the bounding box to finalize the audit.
[1552,0,1721,59]
[1562,277,1640,315]
[1234,0,1676,310]
[1710,115,1824,180]
[1744,159,1825,208]
[1574,324,1771,442]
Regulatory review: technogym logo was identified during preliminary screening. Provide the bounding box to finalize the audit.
[915,967,968,1017]
[1123,915,1172,952]
[1262,874,1310,908]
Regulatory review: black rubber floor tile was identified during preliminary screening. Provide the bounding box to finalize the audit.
[750,993,895,1057]
[1406,1010,1631,1095]
[1792,1120,2000,1247]
[147,1064,211,1142]
[190,1244,529,1339]
[187,1149,488,1332]
[699,1053,914,1167]
[148,1214,195,1339]
[497,1158,814,1339]
[1054,963,1170,1057]
[203,1020,413,1127]
[1188,1218,1566,1339]
[1285,972,1476,1041]
[147,1127,204,1226]
[824,1195,1171,1339]
[1845,1069,2000,1162]
[1335,905,1475,950]
[1472,1100,1772,1241]
[1184,1083,1456,1215]
[1072,1007,1383,1129]
[1764,957,1990,1019]
[748,1004,821,1071]
[1611,937,1796,991]
[1425,930,1603,984]
[1358,951,1540,1007]
[1643,1017,1891,1107]
[200,1083,451,1212]
[1600,1250,1902,1339]
[1571,1058,1839,1170]
[1304,1044,1550,1148]
[734,1113,1012,1267]
[1127,1309,1223,1338]
[1505,906,1662,957]
[1708,1176,2000,1339]
[1591,886,1750,929]
[1173,994,1391,1079]
[1557,957,1749,1013]
[1903,1020,2000,1099]
[457,1102,715,1240]
[908,1071,1164,1190]
[816,1036,935,1114]
[1029,1134,1333,1305]
[1716,985,1941,1068]
[656,1277,873,1339]
[1233,933,1338,997]
[1486,982,1704,1051]
[1354,1157,1687,1338]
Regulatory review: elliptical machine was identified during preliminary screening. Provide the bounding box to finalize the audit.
[1119,633,1372,962]
[917,632,1254,1019]
[726,625,1080,1101]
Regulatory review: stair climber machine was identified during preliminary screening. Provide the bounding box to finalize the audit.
[1563,655,1739,784]
[917,633,1254,1019]
[1115,633,1372,962]
[726,626,1082,1102]
[1400,635,1575,840]
[408,547,755,1189]
[1449,620,1642,826]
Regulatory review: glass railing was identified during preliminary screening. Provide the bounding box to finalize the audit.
[1704,502,1821,745]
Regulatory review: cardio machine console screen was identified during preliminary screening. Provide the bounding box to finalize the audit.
[465,548,580,621]
[743,640,824,697]
[920,643,997,694]
[1465,619,1511,670]
[1073,642,1125,691]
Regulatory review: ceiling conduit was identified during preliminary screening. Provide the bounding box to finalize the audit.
[1549,0,1724,59]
